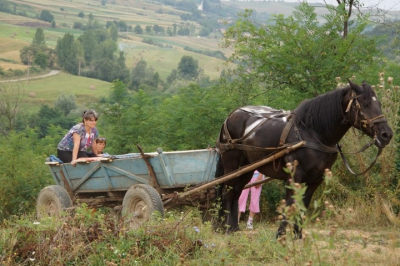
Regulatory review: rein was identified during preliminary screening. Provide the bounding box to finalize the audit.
[337,141,382,176]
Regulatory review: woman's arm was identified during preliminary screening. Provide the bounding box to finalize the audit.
[71,133,81,165]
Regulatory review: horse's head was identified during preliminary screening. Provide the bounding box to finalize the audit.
[345,80,393,148]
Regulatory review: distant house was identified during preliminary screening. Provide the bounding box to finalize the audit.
[198,0,203,11]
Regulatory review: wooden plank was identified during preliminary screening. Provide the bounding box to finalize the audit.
[137,144,161,192]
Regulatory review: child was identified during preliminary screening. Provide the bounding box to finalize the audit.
[89,137,107,157]
[238,170,264,230]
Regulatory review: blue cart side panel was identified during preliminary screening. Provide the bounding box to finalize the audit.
[156,149,218,187]
[47,149,219,193]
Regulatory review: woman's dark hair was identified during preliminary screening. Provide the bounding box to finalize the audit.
[82,109,98,123]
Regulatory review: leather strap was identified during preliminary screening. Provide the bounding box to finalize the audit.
[337,143,382,175]
[279,117,294,146]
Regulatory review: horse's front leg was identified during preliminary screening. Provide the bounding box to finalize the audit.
[277,179,323,239]
[293,180,323,238]
[276,179,295,238]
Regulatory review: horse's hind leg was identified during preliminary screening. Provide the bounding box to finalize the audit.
[219,151,252,234]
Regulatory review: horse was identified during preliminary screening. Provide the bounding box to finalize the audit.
[215,80,393,237]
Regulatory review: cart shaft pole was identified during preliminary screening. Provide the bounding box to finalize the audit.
[178,141,305,198]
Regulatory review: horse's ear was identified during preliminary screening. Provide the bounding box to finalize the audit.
[347,78,363,94]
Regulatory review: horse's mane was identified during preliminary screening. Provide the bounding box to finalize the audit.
[293,86,349,136]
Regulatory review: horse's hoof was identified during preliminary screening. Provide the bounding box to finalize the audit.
[276,231,286,239]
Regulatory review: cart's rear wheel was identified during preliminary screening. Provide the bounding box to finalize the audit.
[36,185,73,219]
[122,184,164,229]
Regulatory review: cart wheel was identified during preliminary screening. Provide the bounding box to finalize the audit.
[122,184,164,229]
[36,185,73,219]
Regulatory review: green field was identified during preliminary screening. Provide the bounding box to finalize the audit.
[7,72,111,113]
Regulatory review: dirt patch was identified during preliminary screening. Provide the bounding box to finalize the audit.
[14,21,50,28]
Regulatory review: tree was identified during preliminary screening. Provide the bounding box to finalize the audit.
[56,33,78,74]
[55,93,77,116]
[177,55,199,80]
[145,25,152,34]
[78,11,84,18]
[75,40,84,76]
[34,52,47,68]
[93,39,116,61]
[39,10,54,23]
[79,29,97,64]
[109,23,118,41]
[109,80,130,104]
[0,84,24,135]
[221,4,382,101]
[153,24,165,34]
[129,59,148,90]
[133,24,143,34]
[20,45,40,65]
[32,28,45,45]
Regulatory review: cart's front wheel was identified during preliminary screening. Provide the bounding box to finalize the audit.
[36,185,73,219]
[122,184,164,229]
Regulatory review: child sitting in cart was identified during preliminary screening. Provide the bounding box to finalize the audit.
[87,137,109,157]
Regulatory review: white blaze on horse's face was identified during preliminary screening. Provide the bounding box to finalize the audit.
[372,96,377,101]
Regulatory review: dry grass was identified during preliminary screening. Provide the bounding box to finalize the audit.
[1,206,399,266]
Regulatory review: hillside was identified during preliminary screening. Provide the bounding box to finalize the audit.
[0,0,234,82]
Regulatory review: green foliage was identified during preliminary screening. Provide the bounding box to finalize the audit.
[34,52,47,69]
[78,11,85,18]
[0,0,11,13]
[109,23,118,42]
[128,59,160,91]
[32,28,45,46]
[31,105,76,138]
[365,20,400,60]
[79,29,97,64]
[133,24,143,34]
[0,84,25,135]
[56,33,78,74]
[221,3,382,102]
[55,93,77,116]
[39,10,54,23]
[178,55,199,80]
[0,131,52,220]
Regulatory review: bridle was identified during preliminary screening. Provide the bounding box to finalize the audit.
[339,90,387,175]
[345,90,387,130]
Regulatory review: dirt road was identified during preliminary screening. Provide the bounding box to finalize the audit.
[0,70,60,83]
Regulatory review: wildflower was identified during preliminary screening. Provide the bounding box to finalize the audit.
[193,226,200,233]
[33,221,40,225]
[388,77,393,84]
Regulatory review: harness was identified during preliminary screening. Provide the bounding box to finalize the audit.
[217,107,338,155]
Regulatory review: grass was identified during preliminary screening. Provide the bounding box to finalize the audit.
[7,71,111,113]
[1,204,399,265]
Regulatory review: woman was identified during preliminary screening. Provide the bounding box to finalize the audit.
[57,109,99,165]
